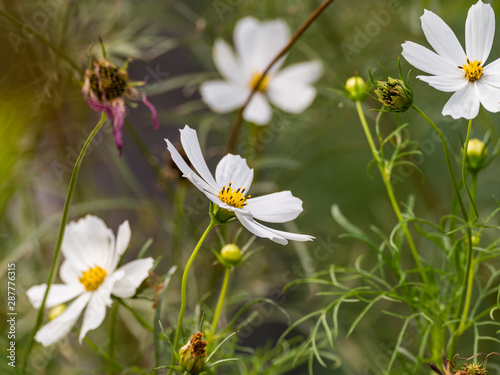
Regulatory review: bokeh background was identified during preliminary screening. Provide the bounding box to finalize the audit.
[1,0,500,373]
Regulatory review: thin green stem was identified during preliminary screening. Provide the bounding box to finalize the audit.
[411,105,468,221]
[0,10,84,75]
[22,113,106,374]
[411,105,473,348]
[173,219,217,348]
[458,119,476,335]
[116,298,154,333]
[108,302,119,375]
[356,102,428,284]
[211,267,231,333]
[462,120,479,219]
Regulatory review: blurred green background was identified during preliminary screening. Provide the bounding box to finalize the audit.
[1,0,500,373]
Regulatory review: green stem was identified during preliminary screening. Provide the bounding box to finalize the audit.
[462,120,479,219]
[411,105,474,348]
[356,102,427,284]
[108,302,119,375]
[116,298,154,333]
[22,113,106,374]
[411,105,469,222]
[458,120,476,335]
[211,267,231,333]
[173,219,217,348]
[0,10,84,75]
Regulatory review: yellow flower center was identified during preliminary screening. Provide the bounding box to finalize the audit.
[459,58,483,82]
[79,266,107,291]
[218,182,250,209]
[249,72,270,92]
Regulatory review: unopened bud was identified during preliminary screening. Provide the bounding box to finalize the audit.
[464,138,487,173]
[48,304,66,321]
[345,76,368,102]
[374,78,413,112]
[221,244,242,265]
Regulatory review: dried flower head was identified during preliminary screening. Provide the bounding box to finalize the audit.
[82,58,159,155]
[179,332,208,374]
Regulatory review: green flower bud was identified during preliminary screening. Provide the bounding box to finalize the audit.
[48,304,66,321]
[345,76,368,102]
[374,78,413,112]
[179,332,207,374]
[221,244,242,264]
[464,138,488,173]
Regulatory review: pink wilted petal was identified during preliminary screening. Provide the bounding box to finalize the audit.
[141,94,159,129]
[109,100,126,155]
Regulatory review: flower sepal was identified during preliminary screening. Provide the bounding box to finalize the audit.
[209,202,237,225]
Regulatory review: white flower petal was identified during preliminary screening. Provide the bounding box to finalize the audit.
[111,258,154,298]
[180,125,220,190]
[27,283,84,309]
[442,84,480,119]
[200,80,248,113]
[421,9,466,65]
[213,39,244,83]
[417,74,468,92]
[402,42,460,76]
[267,82,317,114]
[234,17,261,71]
[482,58,500,87]
[234,17,290,73]
[59,259,82,285]
[107,220,131,272]
[165,139,218,195]
[235,211,288,245]
[115,221,131,258]
[62,215,115,273]
[235,212,314,245]
[246,191,303,223]
[465,0,495,62]
[34,293,91,346]
[242,92,272,125]
[475,80,500,113]
[251,19,290,72]
[215,154,254,192]
[79,283,113,343]
[270,60,323,85]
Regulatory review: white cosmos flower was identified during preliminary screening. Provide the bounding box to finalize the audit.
[26,215,154,346]
[165,125,314,245]
[200,16,323,125]
[402,0,500,119]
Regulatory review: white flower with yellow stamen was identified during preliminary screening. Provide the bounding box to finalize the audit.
[200,16,323,125]
[26,215,154,346]
[402,0,500,119]
[165,125,314,245]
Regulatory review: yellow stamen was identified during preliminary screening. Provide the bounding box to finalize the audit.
[249,72,270,92]
[79,266,107,291]
[218,182,250,209]
[458,58,483,82]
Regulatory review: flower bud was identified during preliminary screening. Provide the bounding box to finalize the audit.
[374,78,413,112]
[179,332,207,374]
[48,304,66,321]
[464,138,487,173]
[221,244,242,265]
[345,76,368,102]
